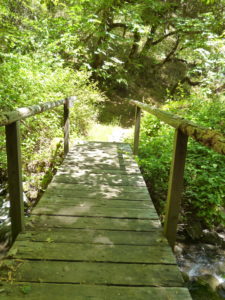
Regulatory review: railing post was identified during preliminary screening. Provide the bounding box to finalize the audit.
[133,106,141,155]
[64,98,70,156]
[5,121,24,241]
[64,97,75,156]
[164,128,188,249]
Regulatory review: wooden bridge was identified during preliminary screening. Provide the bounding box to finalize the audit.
[1,140,191,299]
[1,97,224,299]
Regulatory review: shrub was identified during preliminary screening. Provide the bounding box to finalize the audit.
[0,52,105,172]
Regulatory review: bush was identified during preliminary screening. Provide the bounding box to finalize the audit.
[0,51,105,172]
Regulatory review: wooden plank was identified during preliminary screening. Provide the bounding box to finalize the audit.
[70,152,133,158]
[65,151,132,158]
[72,141,131,147]
[38,197,153,208]
[47,182,150,196]
[5,260,184,286]
[9,241,176,264]
[58,165,141,174]
[44,189,150,201]
[31,205,158,219]
[65,153,134,161]
[17,228,165,245]
[60,161,140,171]
[56,169,142,177]
[134,106,141,155]
[44,186,150,201]
[63,158,139,169]
[0,283,193,300]
[52,173,146,186]
[38,195,153,209]
[5,121,24,241]
[27,215,161,231]
[66,149,132,156]
[164,129,188,249]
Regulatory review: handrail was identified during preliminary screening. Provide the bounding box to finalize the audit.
[130,100,225,155]
[131,99,225,250]
[0,97,76,126]
[2,96,76,242]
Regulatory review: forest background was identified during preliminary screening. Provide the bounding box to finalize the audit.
[0,0,225,241]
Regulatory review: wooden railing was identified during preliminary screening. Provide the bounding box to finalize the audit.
[0,96,76,241]
[131,99,225,249]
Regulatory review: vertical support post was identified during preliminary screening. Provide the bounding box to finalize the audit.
[5,121,24,241]
[133,106,141,155]
[64,98,70,156]
[164,128,188,249]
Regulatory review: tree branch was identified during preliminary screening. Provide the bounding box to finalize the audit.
[152,30,179,46]
[108,23,127,31]
[160,37,180,66]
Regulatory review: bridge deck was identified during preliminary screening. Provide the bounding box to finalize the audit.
[1,141,191,299]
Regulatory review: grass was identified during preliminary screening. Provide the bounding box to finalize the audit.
[83,122,133,142]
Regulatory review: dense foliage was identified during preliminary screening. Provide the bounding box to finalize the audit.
[0,52,105,171]
[1,0,225,98]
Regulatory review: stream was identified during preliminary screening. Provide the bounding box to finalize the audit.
[0,182,9,235]
[175,242,225,299]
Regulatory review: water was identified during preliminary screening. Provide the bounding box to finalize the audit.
[175,243,225,299]
[0,182,10,259]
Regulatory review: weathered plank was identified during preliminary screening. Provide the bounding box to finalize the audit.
[5,260,184,286]
[31,205,158,219]
[17,228,165,245]
[27,215,161,231]
[38,197,152,209]
[60,161,139,170]
[66,149,132,156]
[57,166,141,175]
[53,173,146,186]
[0,283,192,300]
[44,189,150,201]
[9,241,176,264]
[71,141,131,151]
[48,181,150,193]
